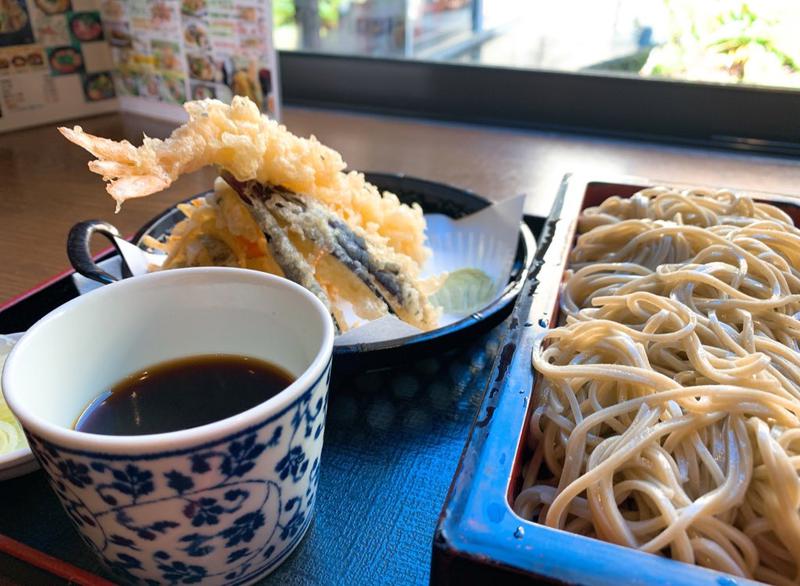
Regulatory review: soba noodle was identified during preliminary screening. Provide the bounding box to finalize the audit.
[515,187,800,585]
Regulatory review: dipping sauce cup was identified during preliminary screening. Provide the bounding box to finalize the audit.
[2,268,334,585]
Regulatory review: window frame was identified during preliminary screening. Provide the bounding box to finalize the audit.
[279,51,800,156]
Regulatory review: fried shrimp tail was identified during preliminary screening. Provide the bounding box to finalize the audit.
[57,127,171,207]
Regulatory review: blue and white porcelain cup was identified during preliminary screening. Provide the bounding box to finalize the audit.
[3,267,334,585]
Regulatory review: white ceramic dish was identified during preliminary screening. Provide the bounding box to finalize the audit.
[0,332,37,481]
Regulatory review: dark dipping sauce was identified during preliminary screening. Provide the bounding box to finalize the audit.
[74,355,295,436]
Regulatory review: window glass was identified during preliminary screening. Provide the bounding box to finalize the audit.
[274,1,800,89]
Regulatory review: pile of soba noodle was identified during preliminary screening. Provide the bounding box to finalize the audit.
[514,186,800,585]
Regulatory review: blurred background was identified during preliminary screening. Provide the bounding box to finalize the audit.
[273,0,800,89]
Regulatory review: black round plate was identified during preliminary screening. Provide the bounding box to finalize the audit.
[71,173,535,373]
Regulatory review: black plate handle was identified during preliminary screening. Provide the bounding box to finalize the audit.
[67,220,133,284]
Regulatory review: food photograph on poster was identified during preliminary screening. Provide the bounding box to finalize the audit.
[68,11,102,42]
[0,0,35,45]
[31,0,68,16]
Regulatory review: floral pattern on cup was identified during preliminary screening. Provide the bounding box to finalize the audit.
[27,361,331,586]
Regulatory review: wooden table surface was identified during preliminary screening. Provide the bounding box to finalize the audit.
[2,106,800,303]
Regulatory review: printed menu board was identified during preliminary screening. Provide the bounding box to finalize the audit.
[0,0,279,132]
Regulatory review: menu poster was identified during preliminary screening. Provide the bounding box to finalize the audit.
[0,0,117,131]
[0,0,279,132]
[105,0,279,121]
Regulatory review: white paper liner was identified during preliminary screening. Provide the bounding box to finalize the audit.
[73,194,529,346]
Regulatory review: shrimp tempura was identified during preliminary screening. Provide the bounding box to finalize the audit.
[59,96,428,264]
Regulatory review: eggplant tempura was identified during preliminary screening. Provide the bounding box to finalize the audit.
[59,97,441,332]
